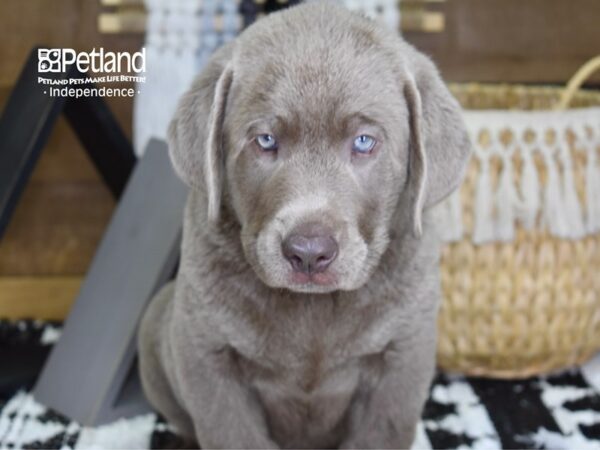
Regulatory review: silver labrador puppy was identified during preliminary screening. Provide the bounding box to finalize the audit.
[138,2,470,448]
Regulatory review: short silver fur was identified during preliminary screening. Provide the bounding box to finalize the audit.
[138,2,471,448]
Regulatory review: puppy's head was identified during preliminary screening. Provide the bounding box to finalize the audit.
[168,2,470,293]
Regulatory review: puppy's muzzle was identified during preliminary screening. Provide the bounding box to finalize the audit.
[282,223,338,275]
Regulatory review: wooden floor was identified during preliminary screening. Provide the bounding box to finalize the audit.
[0,277,81,320]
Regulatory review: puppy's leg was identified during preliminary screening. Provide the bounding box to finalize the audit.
[340,331,437,449]
[138,282,196,441]
[170,331,279,449]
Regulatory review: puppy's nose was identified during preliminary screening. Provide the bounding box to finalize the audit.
[282,226,338,275]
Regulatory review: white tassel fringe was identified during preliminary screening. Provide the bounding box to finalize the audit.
[440,109,600,244]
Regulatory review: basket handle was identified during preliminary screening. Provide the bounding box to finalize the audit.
[555,55,600,110]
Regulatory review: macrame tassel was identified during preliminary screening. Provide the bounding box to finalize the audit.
[558,144,585,238]
[542,150,569,237]
[495,156,517,241]
[448,188,464,241]
[463,109,599,243]
[449,188,464,241]
[434,189,464,243]
[473,157,494,244]
[585,142,600,233]
[518,147,540,230]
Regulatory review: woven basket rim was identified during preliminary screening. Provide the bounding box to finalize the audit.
[449,82,600,109]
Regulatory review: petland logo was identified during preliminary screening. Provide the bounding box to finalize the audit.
[38,48,145,73]
[38,48,146,98]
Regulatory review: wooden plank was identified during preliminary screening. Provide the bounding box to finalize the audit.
[100,0,145,6]
[0,182,114,276]
[402,10,445,33]
[0,276,81,320]
[405,0,600,84]
[98,12,146,34]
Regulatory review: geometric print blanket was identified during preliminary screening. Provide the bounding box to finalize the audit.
[2,320,600,449]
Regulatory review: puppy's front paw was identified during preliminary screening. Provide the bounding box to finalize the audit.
[340,421,416,450]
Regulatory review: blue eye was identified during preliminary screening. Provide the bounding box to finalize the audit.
[352,135,376,154]
[256,134,278,151]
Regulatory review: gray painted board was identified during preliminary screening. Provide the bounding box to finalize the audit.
[33,139,188,426]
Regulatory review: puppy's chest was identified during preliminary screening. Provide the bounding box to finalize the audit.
[236,333,365,446]
[230,295,400,370]
[235,325,343,384]
[223,299,398,444]
[232,302,393,398]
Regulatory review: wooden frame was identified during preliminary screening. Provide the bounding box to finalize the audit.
[0,47,135,239]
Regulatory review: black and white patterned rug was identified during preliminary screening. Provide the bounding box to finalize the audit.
[2,320,600,449]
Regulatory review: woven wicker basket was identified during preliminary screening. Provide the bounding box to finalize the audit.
[437,57,600,378]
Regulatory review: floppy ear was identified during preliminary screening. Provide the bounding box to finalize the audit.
[167,45,234,223]
[403,52,471,236]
